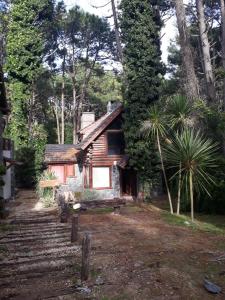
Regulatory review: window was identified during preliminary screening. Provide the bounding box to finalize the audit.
[92,167,111,188]
[107,131,125,155]
[49,164,75,183]
[49,165,65,183]
[66,164,75,177]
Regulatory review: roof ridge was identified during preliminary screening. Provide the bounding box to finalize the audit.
[77,104,123,150]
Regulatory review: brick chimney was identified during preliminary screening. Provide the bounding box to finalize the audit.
[81,112,95,130]
[107,101,120,113]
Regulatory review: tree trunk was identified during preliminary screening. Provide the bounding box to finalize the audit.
[157,131,174,214]
[220,0,225,155]
[54,104,61,144]
[72,81,77,144]
[174,0,199,101]
[177,162,182,215]
[189,171,194,221]
[61,53,65,144]
[196,0,216,102]
[220,0,225,108]
[111,0,123,63]
[71,45,78,144]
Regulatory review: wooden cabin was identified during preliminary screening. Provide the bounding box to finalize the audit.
[44,102,138,199]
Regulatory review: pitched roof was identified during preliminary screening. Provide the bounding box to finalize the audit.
[77,104,123,150]
[45,103,124,163]
[45,144,79,163]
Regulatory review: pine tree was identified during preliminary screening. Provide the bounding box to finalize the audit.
[6,0,54,148]
[6,0,54,180]
[120,0,164,180]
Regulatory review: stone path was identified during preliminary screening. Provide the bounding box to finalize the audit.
[0,191,82,300]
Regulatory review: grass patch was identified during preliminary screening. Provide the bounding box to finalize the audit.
[124,205,144,213]
[162,211,225,234]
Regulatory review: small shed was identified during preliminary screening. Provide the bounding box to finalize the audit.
[45,144,79,183]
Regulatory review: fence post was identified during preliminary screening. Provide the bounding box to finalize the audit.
[81,233,91,281]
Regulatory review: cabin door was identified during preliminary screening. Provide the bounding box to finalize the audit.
[120,169,137,197]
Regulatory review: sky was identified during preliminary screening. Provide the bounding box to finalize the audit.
[63,0,177,65]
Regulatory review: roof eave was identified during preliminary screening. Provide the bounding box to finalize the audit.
[79,106,123,151]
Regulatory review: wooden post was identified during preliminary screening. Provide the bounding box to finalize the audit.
[60,203,69,223]
[81,233,91,281]
[113,205,120,214]
[71,214,79,242]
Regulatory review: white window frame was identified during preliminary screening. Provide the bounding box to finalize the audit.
[92,166,111,189]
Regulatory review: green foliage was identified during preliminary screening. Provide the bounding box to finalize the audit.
[165,129,218,206]
[166,95,192,130]
[6,0,54,82]
[7,81,29,148]
[0,164,6,176]
[194,99,225,148]
[15,147,36,188]
[5,0,52,183]
[161,211,225,234]
[198,158,225,214]
[37,170,57,207]
[32,123,48,178]
[120,0,165,181]
[0,164,6,187]
[141,105,167,139]
[80,189,100,201]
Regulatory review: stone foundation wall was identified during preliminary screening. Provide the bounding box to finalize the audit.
[59,164,121,200]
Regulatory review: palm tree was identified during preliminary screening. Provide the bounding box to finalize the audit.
[167,94,192,214]
[167,94,192,131]
[165,129,218,221]
[141,105,174,214]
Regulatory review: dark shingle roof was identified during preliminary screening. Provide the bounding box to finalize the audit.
[45,144,79,163]
[45,104,123,163]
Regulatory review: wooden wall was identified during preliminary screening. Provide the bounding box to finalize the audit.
[91,132,123,166]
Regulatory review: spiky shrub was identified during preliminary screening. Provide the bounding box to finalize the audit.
[141,105,174,214]
[37,170,57,208]
[165,129,218,221]
[166,94,192,130]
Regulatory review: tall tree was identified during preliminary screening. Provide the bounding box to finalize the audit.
[6,0,55,148]
[220,0,225,108]
[0,0,8,66]
[111,0,123,63]
[174,0,199,101]
[196,0,216,102]
[120,0,165,180]
[63,8,115,142]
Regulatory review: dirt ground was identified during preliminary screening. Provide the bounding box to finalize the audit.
[0,190,225,300]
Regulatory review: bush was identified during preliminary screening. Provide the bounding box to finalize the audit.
[37,170,57,208]
[196,157,225,214]
[15,147,36,188]
[81,189,100,201]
